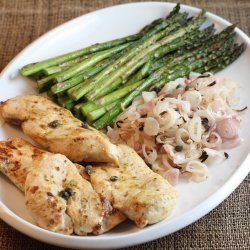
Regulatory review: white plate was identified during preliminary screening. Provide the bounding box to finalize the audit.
[0,2,249,249]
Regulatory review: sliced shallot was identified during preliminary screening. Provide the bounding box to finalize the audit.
[216,118,239,139]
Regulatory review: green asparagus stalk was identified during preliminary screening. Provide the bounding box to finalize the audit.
[37,49,124,93]
[151,36,235,90]
[149,25,235,74]
[20,35,143,76]
[85,56,148,100]
[37,74,57,93]
[92,34,236,129]
[200,43,245,73]
[69,55,150,101]
[43,66,65,75]
[97,79,143,105]
[76,26,235,124]
[28,71,46,80]
[73,102,86,119]
[113,24,215,88]
[67,11,188,101]
[125,59,153,85]
[26,4,180,81]
[81,102,102,117]
[153,24,215,59]
[50,53,122,94]
[139,3,181,33]
[140,18,164,33]
[86,11,205,100]
[86,99,121,122]
[57,95,75,110]
[53,42,132,82]
[43,54,96,75]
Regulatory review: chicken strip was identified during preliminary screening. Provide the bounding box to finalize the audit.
[0,95,118,163]
[0,96,176,227]
[79,144,177,228]
[0,138,126,235]
[0,138,73,234]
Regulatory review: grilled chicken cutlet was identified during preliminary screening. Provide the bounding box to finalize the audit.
[0,138,126,235]
[0,95,118,163]
[0,96,176,227]
[78,144,177,228]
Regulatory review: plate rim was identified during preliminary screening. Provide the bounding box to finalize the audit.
[0,1,249,249]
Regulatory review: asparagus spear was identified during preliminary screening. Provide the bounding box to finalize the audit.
[113,25,214,88]
[92,35,237,129]
[81,102,102,117]
[140,18,164,33]
[67,11,187,101]
[20,35,143,76]
[139,3,181,34]
[200,43,245,73]
[73,102,85,120]
[37,50,124,93]
[27,7,171,79]
[53,42,132,82]
[37,52,102,92]
[43,66,65,75]
[86,99,121,122]
[85,11,205,100]
[57,94,75,110]
[97,79,143,105]
[72,25,236,122]
[98,36,230,100]
[22,4,180,77]
[153,24,215,59]
[85,56,149,100]
[151,35,235,90]
[125,59,153,85]
[42,54,98,75]
[50,53,122,94]
[150,24,235,74]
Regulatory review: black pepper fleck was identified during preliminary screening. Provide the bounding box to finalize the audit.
[139,125,144,131]
[199,151,209,162]
[48,120,59,128]
[175,145,183,152]
[201,117,210,132]
[59,187,74,200]
[116,121,123,128]
[151,86,161,93]
[208,81,216,87]
[110,176,119,182]
[224,152,229,159]
[47,192,54,197]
